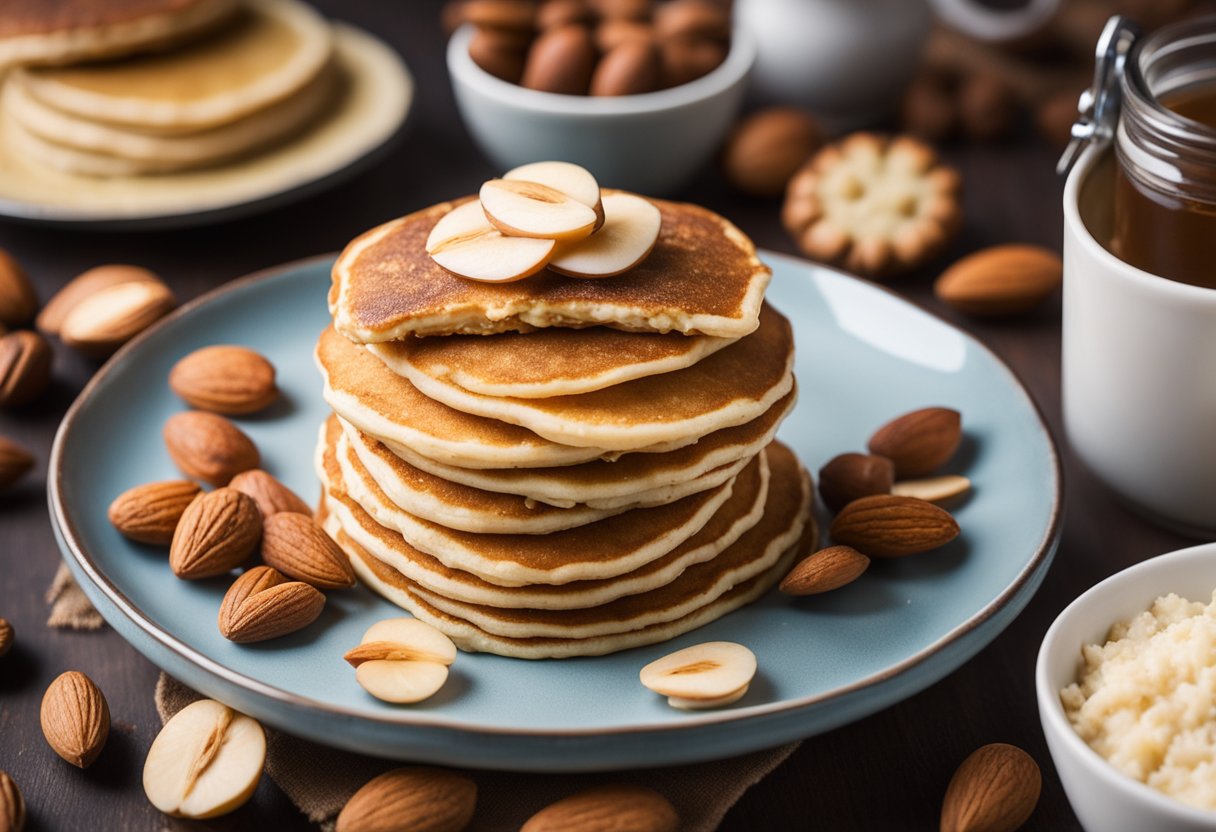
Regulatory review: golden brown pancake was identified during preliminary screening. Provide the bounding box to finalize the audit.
[371,303,794,450]
[330,196,772,341]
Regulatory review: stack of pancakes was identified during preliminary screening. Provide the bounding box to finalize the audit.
[316,197,814,659]
[0,0,340,176]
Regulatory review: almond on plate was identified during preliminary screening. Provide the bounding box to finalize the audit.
[37,264,161,336]
[163,411,260,486]
[169,488,261,579]
[817,452,895,512]
[830,494,960,557]
[143,698,265,819]
[217,565,325,643]
[59,279,176,358]
[639,641,755,709]
[344,618,456,704]
[40,670,109,769]
[0,330,52,409]
[548,193,662,278]
[941,743,1041,832]
[780,545,870,596]
[426,201,555,283]
[935,245,1062,319]
[480,177,600,241]
[108,480,202,545]
[169,345,278,415]
[336,767,477,832]
[228,469,311,518]
[522,785,679,832]
[261,512,355,589]
[868,407,961,479]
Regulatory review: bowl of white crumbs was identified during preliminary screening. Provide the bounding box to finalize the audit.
[1037,541,1216,832]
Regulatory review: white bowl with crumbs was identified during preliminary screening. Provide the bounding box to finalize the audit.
[1037,542,1216,832]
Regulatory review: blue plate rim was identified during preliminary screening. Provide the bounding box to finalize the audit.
[48,251,1064,739]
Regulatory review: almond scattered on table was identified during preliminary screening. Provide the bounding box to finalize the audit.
[107,480,202,545]
[59,278,176,358]
[868,407,962,479]
[639,641,755,709]
[818,452,896,513]
[0,436,34,490]
[345,618,457,704]
[229,469,311,518]
[0,769,24,832]
[830,494,960,557]
[522,784,679,832]
[143,698,266,819]
[723,107,822,198]
[163,411,260,486]
[40,670,109,769]
[0,250,36,328]
[218,566,325,643]
[261,512,355,589]
[0,618,12,658]
[169,488,261,580]
[940,743,1041,832]
[780,545,870,596]
[0,330,52,409]
[935,245,1062,319]
[169,345,278,415]
[37,264,161,336]
[336,766,477,832]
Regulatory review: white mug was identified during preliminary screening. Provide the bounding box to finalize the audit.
[1063,148,1216,538]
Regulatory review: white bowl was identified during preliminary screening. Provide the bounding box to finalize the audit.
[1036,542,1216,832]
[446,25,754,195]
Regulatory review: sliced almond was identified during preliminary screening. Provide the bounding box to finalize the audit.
[143,698,265,819]
[668,683,749,711]
[639,641,756,704]
[37,264,161,336]
[548,193,662,278]
[346,617,456,704]
[108,480,202,545]
[336,767,477,832]
[355,661,450,704]
[228,469,311,518]
[427,201,555,283]
[217,566,325,643]
[40,670,109,768]
[504,161,605,229]
[59,279,176,358]
[169,488,261,580]
[892,474,972,504]
[480,178,598,241]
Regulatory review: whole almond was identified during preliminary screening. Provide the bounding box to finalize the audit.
[0,436,34,490]
[169,488,261,579]
[592,0,651,21]
[169,345,278,415]
[0,250,36,327]
[521,24,596,95]
[658,36,725,88]
[522,785,679,832]
[462,0,537,31]
[818,452,895,512]
[163,411,260,486]
[59,279,176,358]
[229,469,311,518]
[36,264,161,336]
[868,407,962,478]
[830,495,960,557]
[40,670,109,768]
[0,330,52,408]
[217,566,325,643]
[654,0,730,42]
[941,743,1041,832]
[595,19,652,52]
[724,107,822,198]
[538,0,590,29]
[107,480,202,545]
[590,39,660,96]
[935,245,1062,319]
[336,767,477,832]
[0,769,24,832]
[261,513,355,589]
[469,27,529,83]
[780,545,870,596]
[0,618,12,657]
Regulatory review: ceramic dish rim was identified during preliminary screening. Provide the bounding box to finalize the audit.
[49,250,1064,739]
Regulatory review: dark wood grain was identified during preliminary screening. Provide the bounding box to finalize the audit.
[0,2,1198,829]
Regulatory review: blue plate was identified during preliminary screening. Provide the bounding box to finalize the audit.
[50,252,1062,771]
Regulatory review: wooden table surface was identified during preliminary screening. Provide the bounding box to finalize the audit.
[0,2,1199,829]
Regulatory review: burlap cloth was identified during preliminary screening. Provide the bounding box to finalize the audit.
[50,563,798,830]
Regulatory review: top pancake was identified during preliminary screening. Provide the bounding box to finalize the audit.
[0,0,237,66]
[330,196,772,341]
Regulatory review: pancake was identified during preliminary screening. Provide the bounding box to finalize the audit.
[14,0,332,131]
[318,325,693,469]
[339,524,802,659]
[330,196,771,341]
[327,418,743,586]
[411,446,811,639]
[318,443,784,612]
[375,386,795,509]
[0,0,238,67]
[2,59,338,175]
[373,326,736,399]
[370,304,794,451]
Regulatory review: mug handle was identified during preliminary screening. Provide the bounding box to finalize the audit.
[927,0,1060,41]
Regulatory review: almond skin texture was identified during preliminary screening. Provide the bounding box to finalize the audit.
[0,436,34,490]
[724,107,822,198]
[261,513,355,589]
[0,330,52,408]
[780,545,871,595]
[941,743,1041,832]
[522,785,679,832]
[169,345,278,415]
[59,279,176,358]
[0,618,12,657]
[37,264,160,336]
[336,767,477,832]
[40,670,109,768]
[868,407,962,478]
[831,495,960,557]
[107,480,202,545]
[228,469,311,518]
[522,24,596,94]
[169,488,261,579]
[818,452,895,512]
[0,769,24,832]
[217,566,325,643]
[0,250,36,327]
[163,411,260,486]
[935,245,1062,318]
